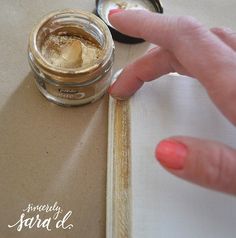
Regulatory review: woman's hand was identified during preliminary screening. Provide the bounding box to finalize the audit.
[109,9,236,195]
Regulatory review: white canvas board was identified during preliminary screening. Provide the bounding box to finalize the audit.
[130,74,236,238]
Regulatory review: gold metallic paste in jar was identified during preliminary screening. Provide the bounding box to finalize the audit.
[28,9,114,106]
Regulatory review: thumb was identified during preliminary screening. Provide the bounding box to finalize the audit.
[155,137,236,195]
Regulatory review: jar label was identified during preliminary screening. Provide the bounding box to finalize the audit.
[58,88,86,99]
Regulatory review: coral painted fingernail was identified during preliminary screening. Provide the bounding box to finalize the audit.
[155,140,188,170]
[109,9,124,17]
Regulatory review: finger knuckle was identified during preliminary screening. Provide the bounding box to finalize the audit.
[212,27,229,40]
[212,27,226,35]
[176,16,203,35]
[205,146,225,187]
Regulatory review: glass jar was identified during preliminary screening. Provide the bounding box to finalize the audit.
[28,9,114,106]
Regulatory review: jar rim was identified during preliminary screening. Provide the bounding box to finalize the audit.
[29,9,114,76]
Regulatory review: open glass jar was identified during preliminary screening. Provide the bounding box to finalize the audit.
[28,9,114,106]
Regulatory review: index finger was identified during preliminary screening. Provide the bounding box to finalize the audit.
[109,10,236,124]
[109,10,234,81]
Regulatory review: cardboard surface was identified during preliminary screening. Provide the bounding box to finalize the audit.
[0,1,107,237]
[0,1,148,237]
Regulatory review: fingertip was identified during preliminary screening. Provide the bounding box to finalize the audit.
[155,139,187,170]
[155,137,236,194]
[108,70,126,99]
[109,47,173,100]
[108,9,126,27]
[211,27,234,35]
[108,85,131,100]
[108,82,131,100]
[108,9,125,18]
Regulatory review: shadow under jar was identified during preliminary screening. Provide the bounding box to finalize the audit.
[28,9,114,106]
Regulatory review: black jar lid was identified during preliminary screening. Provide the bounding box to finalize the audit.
[95,0,163,44]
